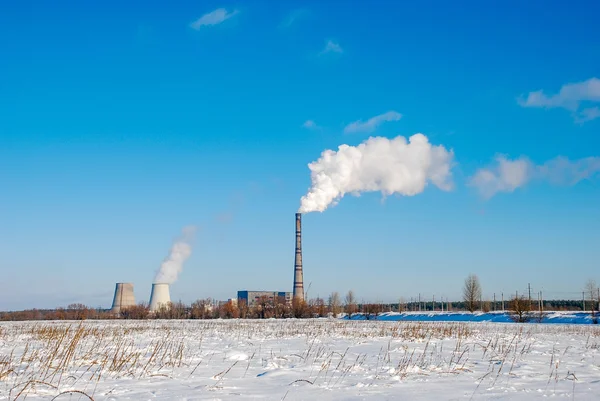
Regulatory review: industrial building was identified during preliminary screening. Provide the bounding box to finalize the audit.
[237,291,292,307]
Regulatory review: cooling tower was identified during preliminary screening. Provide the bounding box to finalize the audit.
[293,213,304,301]
[149,283,171,312]
[110,283,136,314]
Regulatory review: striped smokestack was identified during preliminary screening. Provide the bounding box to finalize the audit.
[293,213,304,301]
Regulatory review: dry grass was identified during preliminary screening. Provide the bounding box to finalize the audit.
[0,320,599,399]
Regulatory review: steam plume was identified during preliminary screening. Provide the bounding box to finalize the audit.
[299,134,454,213]
[154,226,197,284]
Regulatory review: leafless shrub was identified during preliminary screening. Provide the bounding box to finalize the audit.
[509,295,532,323]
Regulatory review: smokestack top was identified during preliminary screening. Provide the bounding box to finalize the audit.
[296,212,301,218]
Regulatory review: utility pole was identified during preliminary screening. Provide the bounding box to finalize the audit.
[583,291,586,312]
[501,292,504,312]
[433,295,435,312]
[418,293,421,312]
[493,293,496,312]
[528,283,532,309]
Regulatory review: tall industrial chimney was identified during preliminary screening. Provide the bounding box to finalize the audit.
[149,283,171,312]
[110,283,135,314]
[293,213,304,301]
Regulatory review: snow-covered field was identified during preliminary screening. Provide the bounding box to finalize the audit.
[359,311,600,324]
[1,320,600,400]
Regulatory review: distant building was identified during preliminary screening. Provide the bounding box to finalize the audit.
[237,291,292,307]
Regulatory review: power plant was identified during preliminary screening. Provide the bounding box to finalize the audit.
[110,283,136,314]
[149,283,171,312]
[108,212,306,313]
[293,212,304,302]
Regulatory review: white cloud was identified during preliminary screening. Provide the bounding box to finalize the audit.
[320,40,343,55]
[469,156,534,199]
[344,111,402,134]
[190,8,238,30]
[470,154,600,198]
[518,77,600,122]
[302,120,321,130]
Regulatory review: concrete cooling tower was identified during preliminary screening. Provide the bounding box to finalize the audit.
[149,283,171,312]
[110,283,136,314]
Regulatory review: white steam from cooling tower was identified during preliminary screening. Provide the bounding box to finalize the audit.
[154,225,197,284]
[299,134,454,213]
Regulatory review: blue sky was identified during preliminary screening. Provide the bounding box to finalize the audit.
[1,1,599,310]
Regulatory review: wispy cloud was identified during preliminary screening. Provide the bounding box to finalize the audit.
[468,156,534,199]
[302,120,321,130]
[469,154,600,198]
[343,111,402,134]
[518,77,600,123]
[190,8,239,30]
[320,40,343,55]
[575,107,600,124]
[281,9,309,28]
[539,156,600,186]
[215,212,234,224]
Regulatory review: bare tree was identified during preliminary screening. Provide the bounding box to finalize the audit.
[274,296,291,318]
[585,279,598,323]
[120,302,149,319]
[344,290,357,317]
[66,303,90,320]
[328,292,341,317]
[218,300,240,319]
[238,299,249,319]
[363,303,383,320]
[292,298,309,318]
[190,298,212,319]
[508,295,531,323]
[462,274,482,313]
[585,279,597,311]
[312,297,327,317]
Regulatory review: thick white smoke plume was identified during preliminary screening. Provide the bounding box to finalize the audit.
[299,134,454,213]
[154,226,197,284]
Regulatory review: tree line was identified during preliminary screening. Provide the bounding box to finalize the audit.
[461,274,600,323]
[1,281,599,322]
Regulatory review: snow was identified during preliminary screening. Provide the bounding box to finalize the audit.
[352,311,600,324]
[1,319,600,400]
